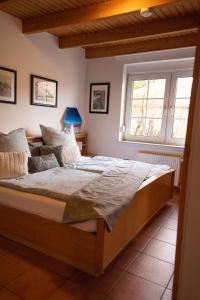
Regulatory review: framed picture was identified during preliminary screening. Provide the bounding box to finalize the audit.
[89,83,110,114]
[0,67,17,104]
[31,75,58,108]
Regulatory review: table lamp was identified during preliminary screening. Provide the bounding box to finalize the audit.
[64,107,82,133]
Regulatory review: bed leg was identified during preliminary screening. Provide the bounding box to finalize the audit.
[95,218,105,276]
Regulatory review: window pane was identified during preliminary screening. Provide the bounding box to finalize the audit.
[130,118,145,136]
[131,100,146,117]
[176,77,193,98]
[147,99,164,118]
[148,79,166,98]
[145,118,162,137]
[172,119,187,139]
[132,80,148,99]
[174,98,190,119]
[175,98,190,108]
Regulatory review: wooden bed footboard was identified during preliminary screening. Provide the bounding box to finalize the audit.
[0,169,175,276]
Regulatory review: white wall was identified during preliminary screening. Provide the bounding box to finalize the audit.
[85,48,195,159]
[0,11,86,136]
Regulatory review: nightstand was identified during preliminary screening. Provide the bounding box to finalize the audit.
[75,133,88,155]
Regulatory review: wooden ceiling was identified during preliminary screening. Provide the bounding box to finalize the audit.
[0,0,199,58]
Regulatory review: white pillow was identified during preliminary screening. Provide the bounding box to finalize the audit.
[0,152,28,179]
[62,145,81,164]
[40,125,76,147]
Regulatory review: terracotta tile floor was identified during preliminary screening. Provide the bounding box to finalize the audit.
[0,193,179,300]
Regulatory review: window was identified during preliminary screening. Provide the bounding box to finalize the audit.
[124,71,193,146]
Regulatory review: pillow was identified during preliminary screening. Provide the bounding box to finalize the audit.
[0,128,31,156]
[40,125,76,147]
[0,152,28,179]
[28,154,59,173]
[62,145,81,164]
[39,145,64,167]
[28,141,44,156]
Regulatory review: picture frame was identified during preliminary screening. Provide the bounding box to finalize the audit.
[31,75,58,108]
[0,67,17,104]
[89,82,110,114]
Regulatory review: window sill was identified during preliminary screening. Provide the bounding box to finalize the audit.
[118,139,184,150]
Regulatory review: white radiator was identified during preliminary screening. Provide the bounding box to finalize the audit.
[137,151,182,187]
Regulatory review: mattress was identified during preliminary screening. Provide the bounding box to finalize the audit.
[0,185,96,232]
[0,156,170,232]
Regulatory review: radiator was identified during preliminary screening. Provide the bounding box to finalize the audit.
[137,151,182,187]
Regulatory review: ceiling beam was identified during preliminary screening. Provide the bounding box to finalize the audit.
[85,33,197,59]
[59,14,199,48]
[22,0,179,34]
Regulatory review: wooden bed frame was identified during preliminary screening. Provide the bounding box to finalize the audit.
[0,167,175,276]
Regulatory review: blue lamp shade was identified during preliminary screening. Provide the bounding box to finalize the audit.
[64,107,82,133]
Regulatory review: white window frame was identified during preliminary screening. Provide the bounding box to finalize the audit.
[124,70,193,146]
[165,70,193,145]
[125,72,171,143]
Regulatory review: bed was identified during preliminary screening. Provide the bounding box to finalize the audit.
[0,141,175,276]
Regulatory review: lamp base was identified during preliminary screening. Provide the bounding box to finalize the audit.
[64,124,81,134]
[73,124,81,134]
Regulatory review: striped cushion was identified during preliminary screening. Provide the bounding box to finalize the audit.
[62,145,81,164]
[0,152,28,179]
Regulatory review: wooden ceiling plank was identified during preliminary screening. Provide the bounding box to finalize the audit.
[22,0,180,34]
[59,14,200,48]
[85,33,197,59]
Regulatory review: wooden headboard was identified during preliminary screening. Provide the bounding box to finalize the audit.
[26,133,88,155]
[26,136,43,143]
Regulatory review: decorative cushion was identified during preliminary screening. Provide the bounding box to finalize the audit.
[28,141,44,156]
[62,145,81,164]
[0,128,31,156]
[40,125,76,147]
[0,152,28,179]
[28,154,59,173]
[39,145,64,167]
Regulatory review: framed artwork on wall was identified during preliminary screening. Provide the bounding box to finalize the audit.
[31,75,58,108]
[89,82,110,114]
[0,67,17,104]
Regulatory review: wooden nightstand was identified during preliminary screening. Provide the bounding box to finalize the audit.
[75,133,88,155]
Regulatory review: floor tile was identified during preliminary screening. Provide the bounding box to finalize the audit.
[141,222,161,238]
[128,253,174,287]
[163,218,178,231]
[7,265,65,300]
[128,234,150,252]
[159,205,175,218]
[49,280,105,300]
[70,265,123,296]
[112,247,139,270]
[161,288,172,300]
[155,228,177,245]
[0,236,19,258]
[170,210,178,220]
[143,239,176,264]
[15,244,46,264]
[167,276,174,290]
[108,272,164,300]
[0,253,35,285]
[39,256,76,278]
[0,288,22,300]
[151,213,167,227]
